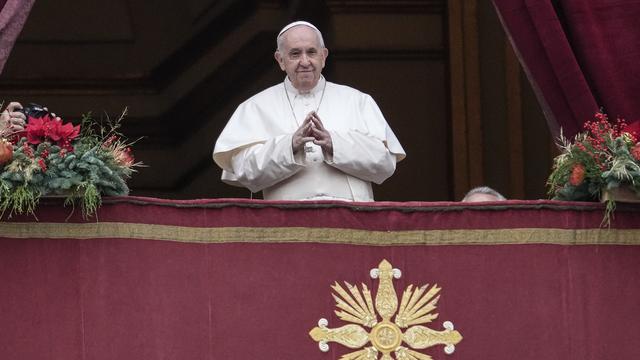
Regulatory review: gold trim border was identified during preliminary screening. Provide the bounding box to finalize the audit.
[1,222,639,245]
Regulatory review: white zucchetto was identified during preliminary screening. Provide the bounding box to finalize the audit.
[277,21,321,40]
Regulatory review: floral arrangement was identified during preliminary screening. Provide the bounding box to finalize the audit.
[0,107,141,218]
[547,111,640,223]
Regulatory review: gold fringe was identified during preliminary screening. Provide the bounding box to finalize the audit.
[1,222,639,245]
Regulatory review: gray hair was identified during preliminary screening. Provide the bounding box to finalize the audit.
[276,24,325,52]
[462,186,506,201]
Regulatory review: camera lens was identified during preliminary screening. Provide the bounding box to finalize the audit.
[20,103,49,119]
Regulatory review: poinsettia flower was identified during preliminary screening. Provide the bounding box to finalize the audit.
[25,114,80,148]
[45,118,61,141]
[54,120,80,142]
[25,116,47,144]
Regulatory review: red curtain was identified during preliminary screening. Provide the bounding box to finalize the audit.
[1,197,640,359]
[0,0,36,75]
[493,0,640,138]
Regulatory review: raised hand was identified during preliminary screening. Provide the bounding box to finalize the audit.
[308,112,333,157]
[292,115,315,154]
[0,102,26,134]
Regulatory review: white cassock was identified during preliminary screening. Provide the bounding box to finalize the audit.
[213,76,406,201]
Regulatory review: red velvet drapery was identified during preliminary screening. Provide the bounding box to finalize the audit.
[0,0,36,75]
[1,197,640,359]
[493,0,640,138]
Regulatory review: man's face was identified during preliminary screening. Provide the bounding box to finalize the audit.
[275,26,328,92]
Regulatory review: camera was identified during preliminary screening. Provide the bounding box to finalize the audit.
[18,103,49,119]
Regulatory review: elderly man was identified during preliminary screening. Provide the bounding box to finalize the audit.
[213,21,405,201]
[461,186,506,202]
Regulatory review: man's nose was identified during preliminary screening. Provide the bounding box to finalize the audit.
[299,53,311,65]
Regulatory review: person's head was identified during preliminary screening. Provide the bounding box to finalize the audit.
[462,186,506,202]
[274,21,328,92]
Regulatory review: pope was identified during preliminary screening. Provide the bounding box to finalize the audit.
[213,21,405,201]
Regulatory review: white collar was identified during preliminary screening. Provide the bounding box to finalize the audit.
[284,76,326,97]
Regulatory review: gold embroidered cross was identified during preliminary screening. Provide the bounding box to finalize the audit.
[309,260,462,360]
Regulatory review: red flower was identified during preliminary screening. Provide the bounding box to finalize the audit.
[112,145,135,167]
[25,115,80,150]
[120,147,135,167]
[569,163,586,186]
[25,116,47,144]
[51,120,80,142]
[632,143,640,162]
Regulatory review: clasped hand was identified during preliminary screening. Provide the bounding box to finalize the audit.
[292,111,333,157]
[0,102,27,134]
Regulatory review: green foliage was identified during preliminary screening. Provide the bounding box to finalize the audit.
[546,112,640,226]
[0,182,40,218]
[0,108,141,219]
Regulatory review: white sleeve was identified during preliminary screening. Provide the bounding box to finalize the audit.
[227,134,305,192]
[325,130,397,184]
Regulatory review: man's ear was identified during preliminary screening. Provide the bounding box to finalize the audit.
[321,47,329,68]
[274,51,286,71]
